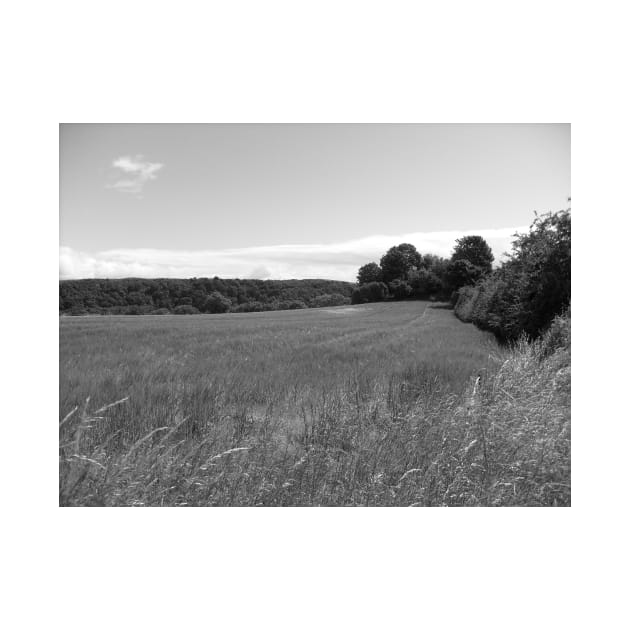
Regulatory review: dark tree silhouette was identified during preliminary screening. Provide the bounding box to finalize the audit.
[450,236,494,273]
[357,262,383,285]
[380,243,423,283]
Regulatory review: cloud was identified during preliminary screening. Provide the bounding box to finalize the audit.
[108,155,163,195]
[247,265,273,279]
[59,226,527,282]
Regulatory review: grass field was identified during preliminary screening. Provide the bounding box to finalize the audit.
[59,301,570,506]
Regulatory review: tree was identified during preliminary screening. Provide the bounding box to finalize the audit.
[174,304,200,315]
[453,208,571,342]
[503,208,570,337]
[311,293,350,308]
[422,254,449,281]
[357,262,383,285]
[380,243,423,283]
[451,236,494,274]
[408,268,444,298]
[388,279,412,300]
[351,282,388,304]
[445,259,485,291]
[203,291,232,314]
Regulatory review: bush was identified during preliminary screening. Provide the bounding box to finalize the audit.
[408,269,444,299]
[351,282,388,304]
[232,301,266,313]
[151,308,171,315]
[357,262,383,285]
[276,300,307,310]
[540,308,571,357]
[454,209,570,343]
[445,259,486,291]
[310,293,351,308]
[388,279,412,300]
[453,286,478,322]
[203,291,231,314]
[174,305,200,315]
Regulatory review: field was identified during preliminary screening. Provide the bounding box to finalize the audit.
[59,301,570,506]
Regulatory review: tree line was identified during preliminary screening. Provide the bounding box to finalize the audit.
[352,206,570,343]
[59,277,353,315]
[352,235,494,304]
[61,207,570,336]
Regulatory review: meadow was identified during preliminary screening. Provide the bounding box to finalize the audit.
[59,301,570,506]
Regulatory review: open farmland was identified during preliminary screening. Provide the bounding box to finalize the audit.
[59,301,570,506]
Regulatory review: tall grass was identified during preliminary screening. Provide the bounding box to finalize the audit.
[59,302,570,506]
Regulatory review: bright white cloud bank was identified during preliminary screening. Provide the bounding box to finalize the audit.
[108,155,163,194]
[60,226,526,282]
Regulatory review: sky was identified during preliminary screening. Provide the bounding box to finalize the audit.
[60,123,570,281]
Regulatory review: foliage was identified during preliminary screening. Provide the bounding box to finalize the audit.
[388,279,412,300]
[380,243,423,283]
[351,281,388,304]
[445,259,486,291]
[455,209,571,342]
[203,291,232,314]
[408,268,443,298]
[450,235,494,273]
[173,304,200,315]
[422,254,450,278]
[310,293,351,308]
[59,277,354,316]
[357,262,383,285]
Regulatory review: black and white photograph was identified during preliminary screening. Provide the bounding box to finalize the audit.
[7,1,629,627]
[59,123,571,507]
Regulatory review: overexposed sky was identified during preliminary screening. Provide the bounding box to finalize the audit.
[60,123,570,280]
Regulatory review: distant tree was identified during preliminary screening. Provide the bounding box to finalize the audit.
[445,259,486,291]
[380,243,423,283]
[174,304,200,315]
[276,299,307,310]
[408,268,444,298]
[422,254,449,279]
[451,236,494,274]
[311,293,351,308]
[388,279,412,300]
[351,281,388,304]
[127,290,151,306]
[203,291,232,314]
[59,278,356,315]
[357,262,383,285]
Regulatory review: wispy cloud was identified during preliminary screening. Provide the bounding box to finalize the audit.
[108,155,163,195]
[59,226,527,281]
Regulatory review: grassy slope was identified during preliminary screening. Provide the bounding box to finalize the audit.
[59,302,570,506]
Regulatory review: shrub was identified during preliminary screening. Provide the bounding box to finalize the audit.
[203,291,231,314]
[453,286,478,322]
[540,308,571,357]
[351,281,388,304]
[454,209,570,343]
[151,308,171,315]
[310,293,351,308]
[174,304,200,315]
[445,259,486,291]
[232,301,266,313]
[388,279,412,300]
[408,269,443,299]
[276,300,307,310]
[357,262,383,285]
